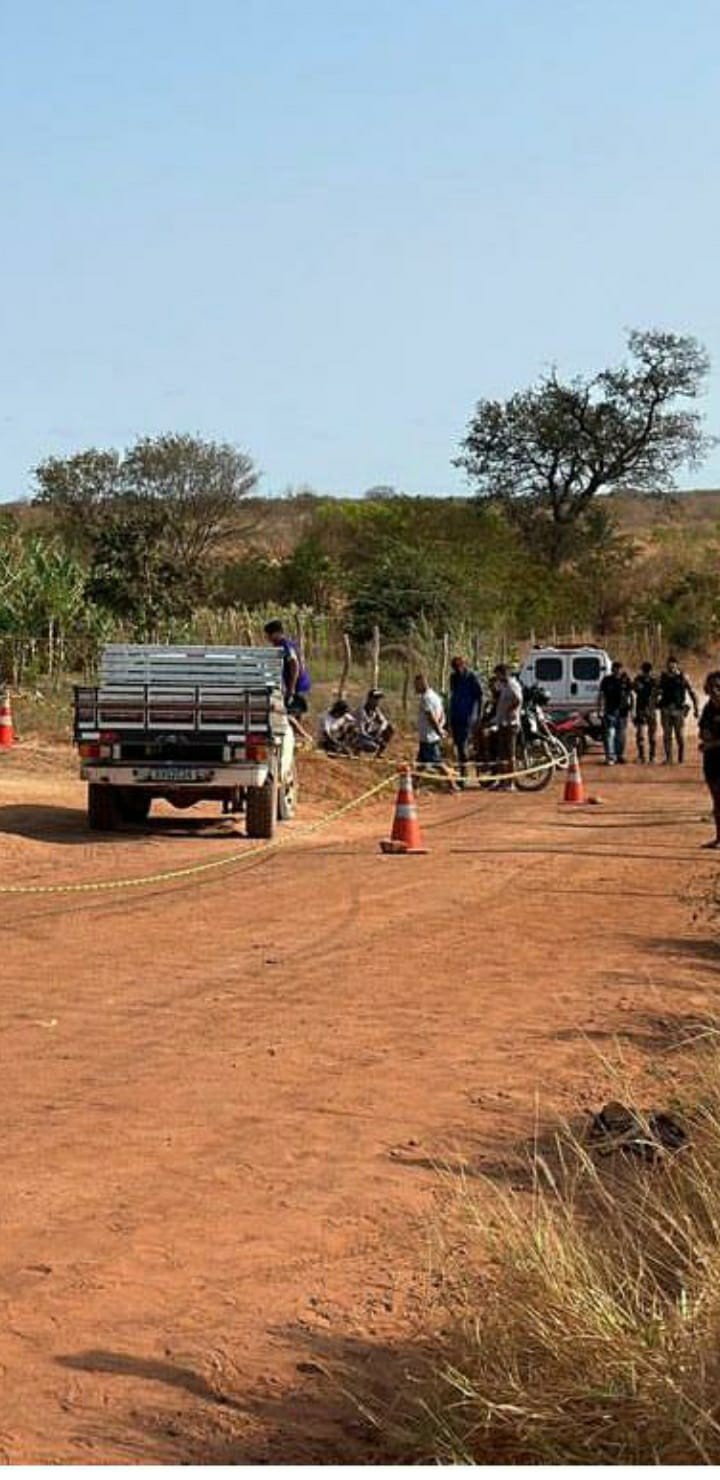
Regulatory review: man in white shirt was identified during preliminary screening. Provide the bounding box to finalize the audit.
[493,663,523,791]
[317,699,357,755]
[414,672,444,761]
[414,673,458,789]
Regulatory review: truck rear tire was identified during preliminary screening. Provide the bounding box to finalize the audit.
[278,764,298,820]
[88,783,120,831]
[246,771,277,839]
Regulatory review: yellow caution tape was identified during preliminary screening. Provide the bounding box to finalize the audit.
[0,771,398,898]
[408,753,565,785]
[0,750,563,899]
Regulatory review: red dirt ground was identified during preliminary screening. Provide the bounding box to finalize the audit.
[0,743,718,1462]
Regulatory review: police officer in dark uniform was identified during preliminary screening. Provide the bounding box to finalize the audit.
[657,655,698,764]
[599,660,634,765]
[632,660,659,764]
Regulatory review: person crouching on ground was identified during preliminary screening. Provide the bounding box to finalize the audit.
[354,688,394,756]
[493,663,523,791]
[414,673,457,790]
[599,659,633,765]
[448,655,482,782]
[317,700,357,755]
[698,670,720,849]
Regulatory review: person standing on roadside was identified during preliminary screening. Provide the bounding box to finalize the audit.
[475,671,500,772]
[657,655,699,764]
[414,672,445,768]
[493,662,523,791]
[632,660,659,764]
[698,670,720,849]
[448,655,483,781]
[599,660,634,765]
[414,673,457,789]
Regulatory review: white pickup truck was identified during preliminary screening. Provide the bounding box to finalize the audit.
[73,644,297,837]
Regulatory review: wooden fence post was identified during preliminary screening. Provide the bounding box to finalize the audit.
[338,632,352,698]
[371,625,380,690]
[402,624,416,716]
[440,632,450,697]
[296,610,307,665]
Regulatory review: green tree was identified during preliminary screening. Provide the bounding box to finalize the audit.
[86,504,200,640]
[347,545,456,641]
[456,330,713,565]
[34,434,258,559]
[119,434,258,564]
[34,434,260,628]
[31,449,121,553]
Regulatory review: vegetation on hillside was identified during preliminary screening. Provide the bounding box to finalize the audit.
[1,330,718,683]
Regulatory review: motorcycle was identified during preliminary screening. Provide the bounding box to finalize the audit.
[515,685,571,791]
[547,707,604,757]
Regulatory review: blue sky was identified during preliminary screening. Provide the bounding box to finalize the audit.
[1,0,719,500]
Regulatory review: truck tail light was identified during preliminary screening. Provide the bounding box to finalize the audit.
[246,737,268,762]
[79,741,101,760]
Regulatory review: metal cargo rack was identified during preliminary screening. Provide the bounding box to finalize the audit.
[99,644,284,689]
[75,645,287,736]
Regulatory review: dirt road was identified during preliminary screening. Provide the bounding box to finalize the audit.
[0,746,718,1462]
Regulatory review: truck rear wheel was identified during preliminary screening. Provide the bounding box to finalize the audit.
[88,783,120,831]
[278,764,298,820]
[246,771,277,839]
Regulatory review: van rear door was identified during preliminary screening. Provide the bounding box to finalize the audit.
[533,653,566,706]
[571,653,603,706]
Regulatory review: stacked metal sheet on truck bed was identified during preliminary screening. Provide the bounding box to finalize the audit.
[99,645,284,690]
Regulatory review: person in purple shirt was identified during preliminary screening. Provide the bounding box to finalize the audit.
[264,619,312,737]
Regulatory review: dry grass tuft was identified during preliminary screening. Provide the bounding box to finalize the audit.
[362,1057,720,1465]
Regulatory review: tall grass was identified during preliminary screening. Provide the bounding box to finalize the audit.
[367,1058,720,1465]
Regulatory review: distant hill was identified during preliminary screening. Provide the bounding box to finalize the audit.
[5,486,720,561]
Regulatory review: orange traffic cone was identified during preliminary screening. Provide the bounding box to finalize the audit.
[563,747,587,804]
[0,688,14,749]
[380,767,428,854]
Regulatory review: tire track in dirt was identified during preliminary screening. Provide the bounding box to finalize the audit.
[1,752,719,1461]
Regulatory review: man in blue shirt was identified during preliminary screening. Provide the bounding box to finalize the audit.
[448,655,483,780]
[264,619,312,739]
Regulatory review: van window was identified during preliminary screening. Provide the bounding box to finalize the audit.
[572,656,601,681]
[535,657,563,682]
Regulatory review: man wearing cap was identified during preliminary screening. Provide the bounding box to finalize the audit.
[354,688,394,756]
[448,655,483,780]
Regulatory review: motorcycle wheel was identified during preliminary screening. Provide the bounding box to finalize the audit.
[515,737,556,791]
[544,732,571,766]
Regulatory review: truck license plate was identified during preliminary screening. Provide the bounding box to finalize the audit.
[137,766,215,782]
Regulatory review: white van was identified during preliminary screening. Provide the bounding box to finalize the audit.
[517,644,612,715]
